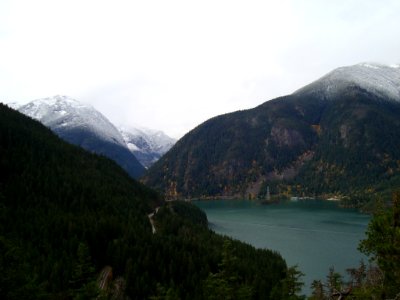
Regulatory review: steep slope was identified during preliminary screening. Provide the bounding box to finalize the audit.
[144,63,400,200]
[0,103,287,299]
[119,125,176,168]
[16,95,145,178]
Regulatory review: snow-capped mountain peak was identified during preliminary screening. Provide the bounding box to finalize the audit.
[18,95,127,147]
[14,95,146,178]
[294,62,400,102]
[118,125,176,168]
[12,95,174,173]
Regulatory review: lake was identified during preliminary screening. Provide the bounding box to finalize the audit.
[194,199,371,295]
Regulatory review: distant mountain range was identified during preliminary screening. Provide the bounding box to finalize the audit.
[144,63,400,202]
[11,95,175,178]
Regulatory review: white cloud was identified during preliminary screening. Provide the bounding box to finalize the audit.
[1,0,399,137]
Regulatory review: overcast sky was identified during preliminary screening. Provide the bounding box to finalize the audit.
[1,0,399,138]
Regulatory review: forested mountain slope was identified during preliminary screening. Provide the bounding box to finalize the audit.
[144,63,400,201]
[0,104,287,299]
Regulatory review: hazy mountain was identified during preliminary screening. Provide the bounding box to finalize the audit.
[119,125,176,168]
[15,95,145,178]
[144,63,400,201]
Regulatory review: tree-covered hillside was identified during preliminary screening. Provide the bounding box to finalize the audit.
[293,87,400,196]
[0,104,288,299]
[144,85,400,204]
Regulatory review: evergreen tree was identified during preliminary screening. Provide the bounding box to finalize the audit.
[309,280,325,300]
[359,190,400,298]
[325,267,343,297]
[204,239,253,300]
[69,243,99,299]
[275,265,305,300]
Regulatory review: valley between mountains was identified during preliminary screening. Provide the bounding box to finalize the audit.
[2,62,400,299]
[9,63,400,206]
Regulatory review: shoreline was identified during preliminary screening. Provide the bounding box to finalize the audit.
[173,193,346,203]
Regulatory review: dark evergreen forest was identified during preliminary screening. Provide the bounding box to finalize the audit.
[0,104,288,299]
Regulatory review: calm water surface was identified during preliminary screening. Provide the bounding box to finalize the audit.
[194,199,371,294]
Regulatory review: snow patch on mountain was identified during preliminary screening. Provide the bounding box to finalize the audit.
[119,125,176,168]
[127,142,140,152]
[7,102,22,110]
[294,62,400,102]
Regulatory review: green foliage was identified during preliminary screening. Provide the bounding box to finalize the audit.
[169,201,208,227]
[0,236,47,299]
[204,239,253,300]
[149,284,180,300]
[271,265,305,300]
[69,243,99,299]
[281,265,305,300]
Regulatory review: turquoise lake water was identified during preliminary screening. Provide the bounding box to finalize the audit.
[194,199,371,295]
